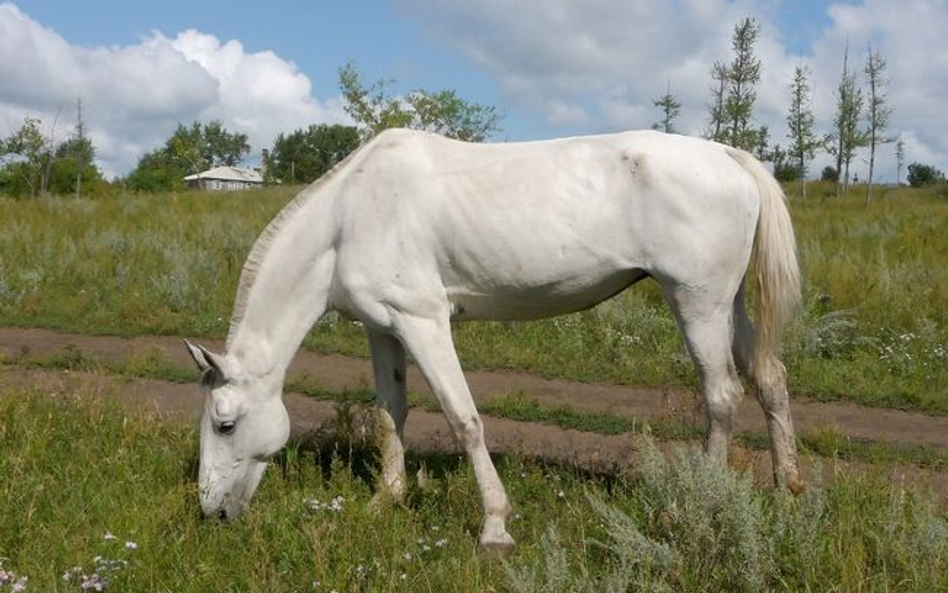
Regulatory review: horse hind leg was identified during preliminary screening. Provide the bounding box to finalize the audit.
[666,289,744,464]
[367,329,409,502]
[732,282,804,493]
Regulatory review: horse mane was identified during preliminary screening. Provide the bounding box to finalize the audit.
[226,147,362,347]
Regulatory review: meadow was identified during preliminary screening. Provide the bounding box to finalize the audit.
[2,181,948,591]
[0,182,946,411]
[2,386,948,592]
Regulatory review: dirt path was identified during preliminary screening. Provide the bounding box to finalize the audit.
[4,327,948,496]
[3,327,947,451]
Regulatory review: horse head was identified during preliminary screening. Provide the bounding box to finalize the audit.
[185,341,289,520]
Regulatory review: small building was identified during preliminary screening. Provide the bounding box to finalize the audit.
[183,166,263,191]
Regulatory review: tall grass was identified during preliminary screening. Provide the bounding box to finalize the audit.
[0,183,946,411]
[2,388,946,591]
[0,188,291,336]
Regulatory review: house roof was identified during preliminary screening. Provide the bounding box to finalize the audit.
[183,166,263,183]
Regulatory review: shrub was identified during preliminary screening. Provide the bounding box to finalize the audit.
[505,434,773,592]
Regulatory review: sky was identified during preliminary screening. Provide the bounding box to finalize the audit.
[1,0,946,182]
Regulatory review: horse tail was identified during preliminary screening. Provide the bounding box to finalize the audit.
[727,148,801,374]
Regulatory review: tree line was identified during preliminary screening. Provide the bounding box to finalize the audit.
[0,62,502,197]
[2,34,944,199]
[0,100,106,198]
[655,17,943,200]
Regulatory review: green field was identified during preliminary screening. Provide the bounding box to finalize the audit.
[2,182,948,590]
[2,387,947,592]
[1,182,946,411]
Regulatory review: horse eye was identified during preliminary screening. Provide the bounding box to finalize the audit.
[219,421,236,435]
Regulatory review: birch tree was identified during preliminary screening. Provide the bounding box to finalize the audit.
[863,44,893,203]
[705,61,728,142]
[825,43,866,196]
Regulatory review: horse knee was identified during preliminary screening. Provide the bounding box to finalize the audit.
[451,414,485,450]
[705,378,742,426]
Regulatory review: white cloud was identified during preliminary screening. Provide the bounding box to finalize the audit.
[398,0,948,180]
[396,0,749,134]
[0,3,348,177]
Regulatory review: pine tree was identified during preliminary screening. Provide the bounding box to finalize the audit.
[786,65,819,199]
[724,18,762,150]
[705,18,764,152]
[652,81,682,134]
[895,138,906,185]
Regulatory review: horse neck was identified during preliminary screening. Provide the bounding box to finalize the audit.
[225,190,337,380]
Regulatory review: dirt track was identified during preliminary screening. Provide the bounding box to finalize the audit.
[3,327,948,493]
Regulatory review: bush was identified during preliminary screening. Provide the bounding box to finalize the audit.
[907,162,945,187]
[820,165,838,182]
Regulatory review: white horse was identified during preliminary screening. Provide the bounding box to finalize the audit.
[186,128,802,552]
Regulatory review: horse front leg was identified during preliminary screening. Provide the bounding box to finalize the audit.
[392,311,515,554]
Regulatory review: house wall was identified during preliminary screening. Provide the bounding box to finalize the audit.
[192,179,262,191]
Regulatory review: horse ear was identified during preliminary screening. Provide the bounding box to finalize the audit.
[184,340,227,387]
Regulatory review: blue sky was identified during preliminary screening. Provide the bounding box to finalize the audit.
[2,0,946,180]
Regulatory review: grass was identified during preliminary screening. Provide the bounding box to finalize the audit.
[0,183,946,413]
[2,387,948,592]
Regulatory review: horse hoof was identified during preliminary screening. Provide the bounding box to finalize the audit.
[479,531,515,556]
[787,475,807,496]
[368,489,404,513]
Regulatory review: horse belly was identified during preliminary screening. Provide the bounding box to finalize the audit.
[443,253,645,321]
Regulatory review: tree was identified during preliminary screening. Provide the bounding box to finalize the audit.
[895,138,906,185]
[48,98,104,197]
[125,148,184,192]
[405,89,501,142]
[907,162,945,187]
[165,121,249,174]
[825,43,867,196]
[268,124,360,184]
[705,61,729,142]
[723,18,762,151]
[863,44,893,204]
[704,18,765,152]
[0,117,47,198]
[199,120,252,169]
[785,65,820,199]
[127,120,250,191]
[652,81,682,134]
[769,144,800,183]
[338,61,502,142]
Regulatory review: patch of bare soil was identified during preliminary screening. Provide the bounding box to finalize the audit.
[3,327,948,495]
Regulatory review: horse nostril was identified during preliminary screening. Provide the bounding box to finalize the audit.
[218,509,228,521]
